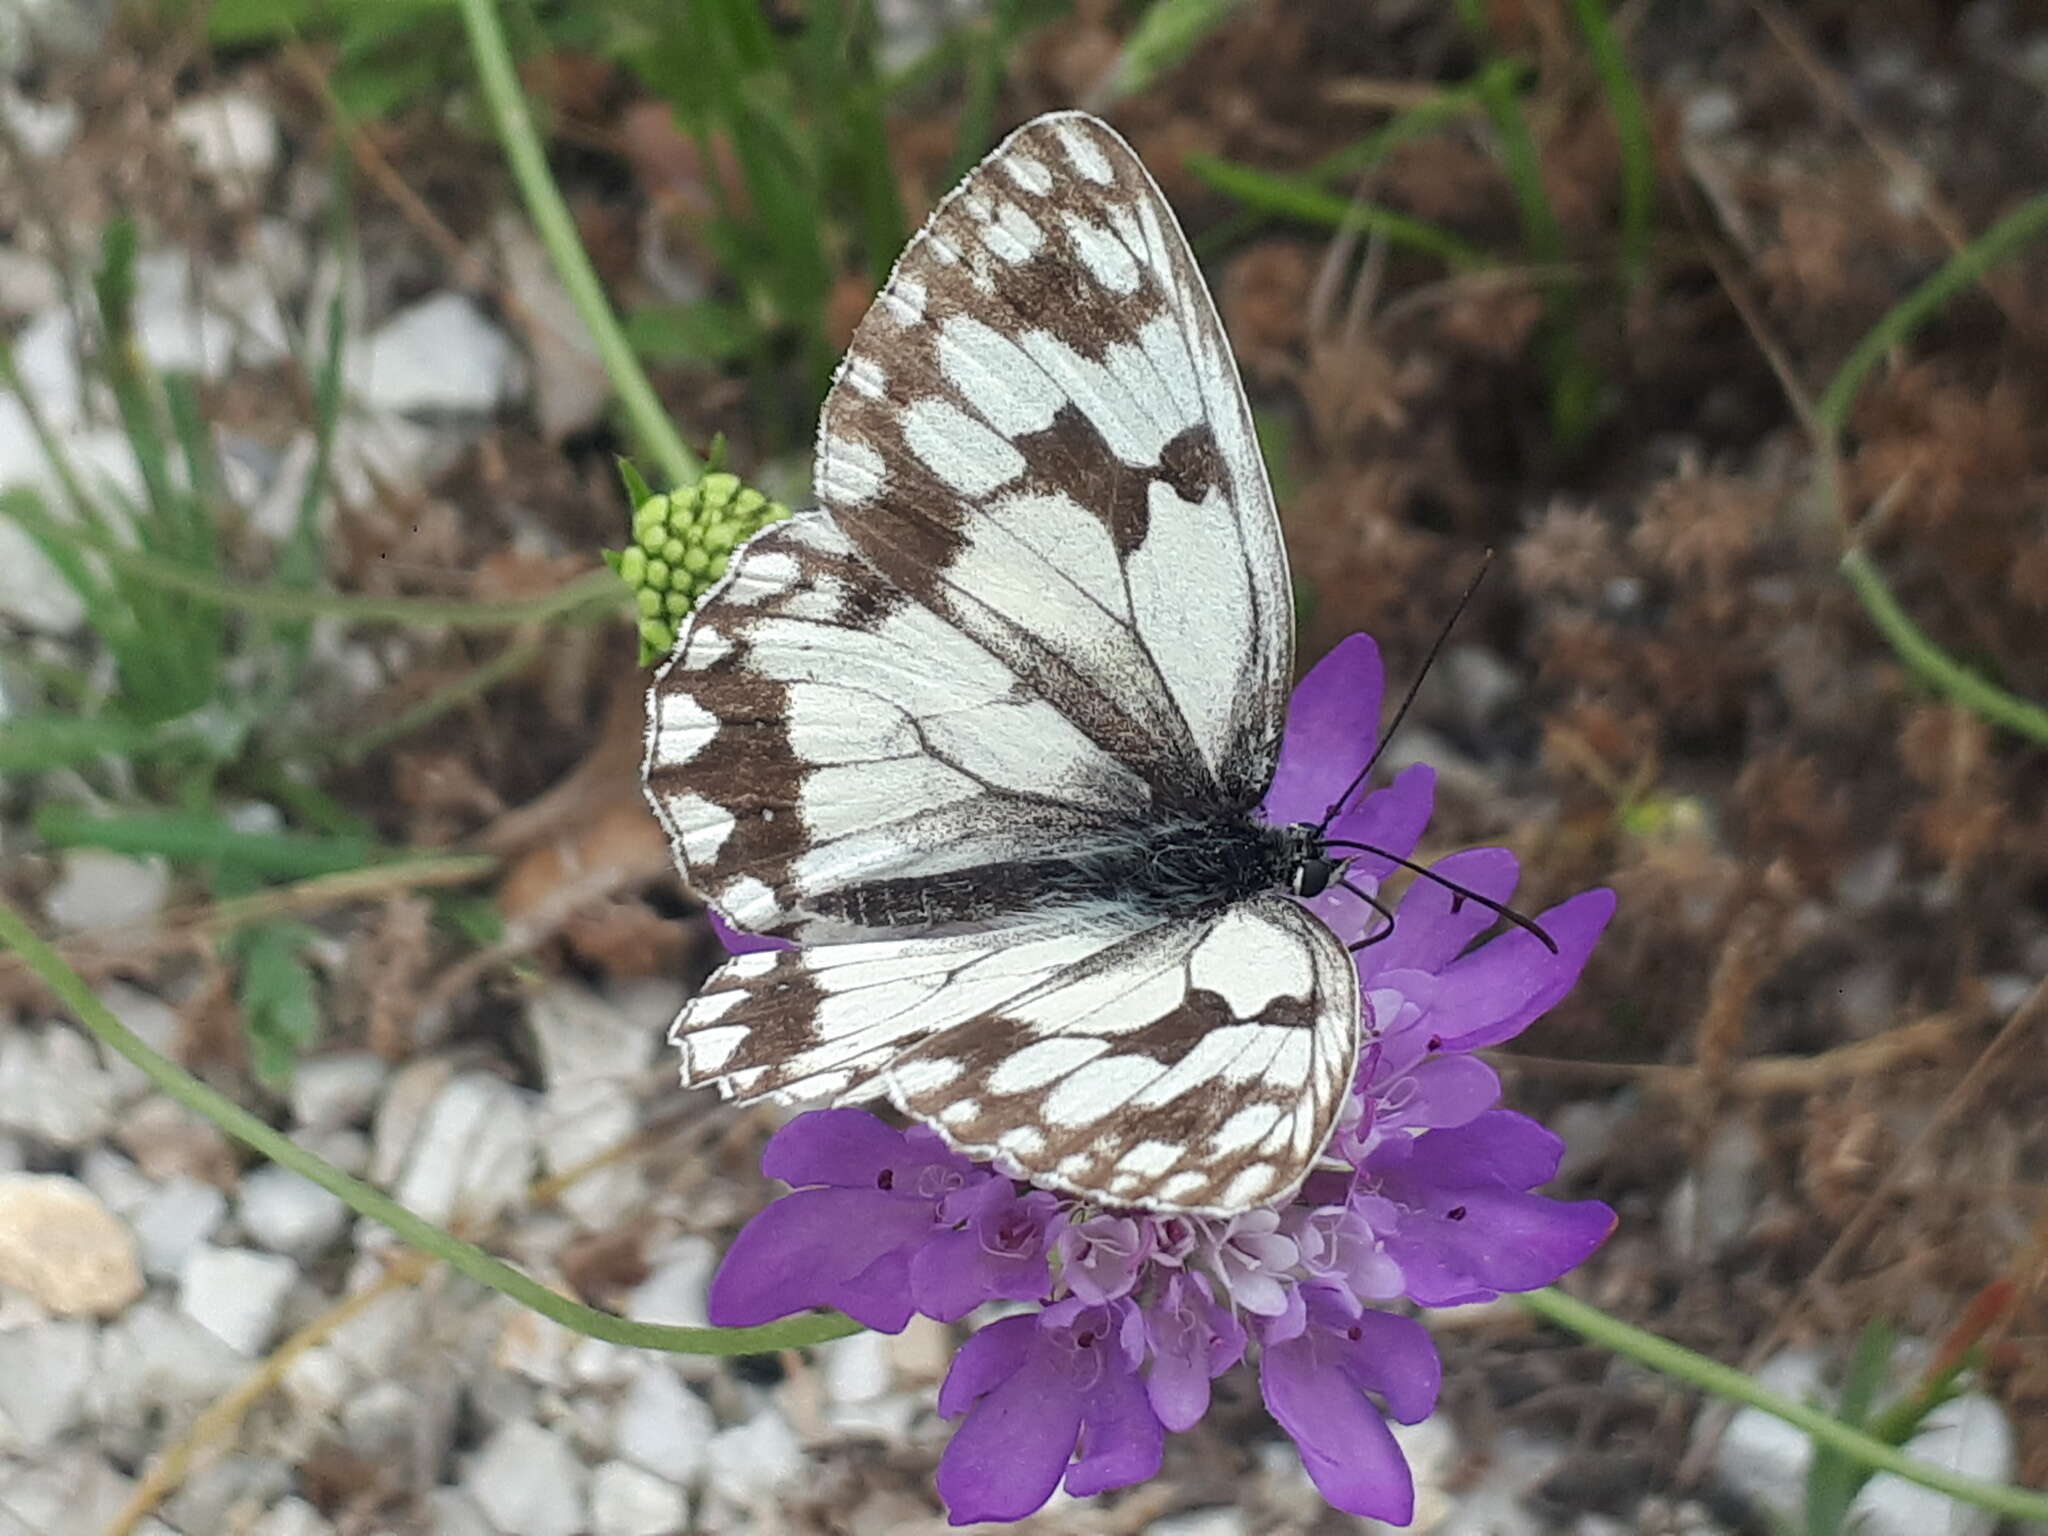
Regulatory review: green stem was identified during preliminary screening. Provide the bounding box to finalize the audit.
[1518,1288,2048,1523]
[1837,549,2048,744]
[1564,0,1652,291]
[1812,191,2048,746]
[0,898,856,1357]
[453,0,700,490]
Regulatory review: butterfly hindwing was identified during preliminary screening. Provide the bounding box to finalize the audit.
[815,110,1293,812]
[645,512,1150,941]
[672,893,1358,1214]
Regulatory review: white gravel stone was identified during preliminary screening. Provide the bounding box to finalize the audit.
[1385,1414,1461,1531]
[386,1071,535,1229]
[354,293,526,415]
[1663,1121,1761,1263]
[821,1329,893,1404]
[0,1317,94,1445]
[1429,1428,1563,1535]
[341,1379,419,1461]
[130,1176,228,1279]
[527,982,658,1088]
[526,988,655,1227]
[705,1407,805,1505]
[0,1023,117,1146]
[237,1164,349,1259]
[626,1235,716,1328]
[89,1298,248,1443]
[613,1363,715,1485]
[0,1446,135,1533]
[590,1459,689,1536]
[170,89,280,195]
[424,1487,499,1536]
[463,1419,589,1536]
[245,1495,336,1536]
[281,1342,355,1420]
[79,1145,155,1215]
[41,848,171,933]
[0,1173,141,1316]
[290,1051,389,1130]
[177,1244,298,1354]
[93,982,181,1102]
[0,86,79,156]
[1145,1509,1249,1536]
[1717,1349,2011,1536]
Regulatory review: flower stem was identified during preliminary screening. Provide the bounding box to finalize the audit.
[0,897,857,1357]
[1516,1287,2048,1523]
[453,0,700,490]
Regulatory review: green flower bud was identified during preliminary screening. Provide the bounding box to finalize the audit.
[609,465,795,666]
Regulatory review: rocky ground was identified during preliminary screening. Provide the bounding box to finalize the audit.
[1,1,2045,1533]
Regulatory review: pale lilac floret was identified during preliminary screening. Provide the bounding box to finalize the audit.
[701,633,1617,1525]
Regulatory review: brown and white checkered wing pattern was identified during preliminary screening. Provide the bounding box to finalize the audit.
[815,110,1293,813]
[671,892,1356,1215]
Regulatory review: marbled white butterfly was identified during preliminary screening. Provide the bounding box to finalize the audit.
[645,111,1364,1215]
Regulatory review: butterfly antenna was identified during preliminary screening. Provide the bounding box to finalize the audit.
[1334,877,1397,952]
[1315,550,1494,834]
[1321,837,1559,954]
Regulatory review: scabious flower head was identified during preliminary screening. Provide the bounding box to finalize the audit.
[703,633,1617,1526]
[608,471,791,663]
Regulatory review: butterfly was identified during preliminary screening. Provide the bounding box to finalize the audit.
[644,110,1364,1217]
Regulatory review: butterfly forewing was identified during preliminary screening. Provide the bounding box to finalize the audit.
[815,110,1293,811]
[645,111,1357,1215]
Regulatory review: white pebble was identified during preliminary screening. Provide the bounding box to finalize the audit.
[87,1298,248,1445]
[41,849,171,932]
[387,1072,535,1229]
[1145,1509,1249,1536]
[170,90,280,194]
[705,1408,805,1505]
[354,293,526,415]
[0,1024,116,1146]
[590,1459,689,1536]
[0,1318,94,1444]
[626,1235,715,1328]
[289,1051,389,1131]
[177,1245,298,1354]
[613,1363,715,1485]
[0,1173,141,1316]
[244,1496,335,1536]
[130,1176,228,1279]
[463,1420,588,1536]
[237,1164,348,1259]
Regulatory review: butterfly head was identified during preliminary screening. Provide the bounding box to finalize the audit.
[1283,824,1341,899]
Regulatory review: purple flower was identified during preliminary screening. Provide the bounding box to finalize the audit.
[708,908,787,956]
[936,1299,1162,1522]
[700,633,1618,1527]
[1259,1286,1441,1522]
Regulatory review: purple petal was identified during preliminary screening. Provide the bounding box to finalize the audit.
[1066,1353,1164,1498]
[937,1314,1037,1418]
[937,1341,1081,1524]
[1387,1189,1616,1305]
[709,909,790,955]
[706,1186,930,1331]
[1361,848,1521,977]
[1428,888,1616,1052]
[759,1108,907,1189]
[1261,634,1385,827]
[1336,1310,1441,1425]
[1260,1332,1415,1523]
[1399,1109,1565,1188]
[911,1227,1001,1323]
[1395,1054,1503,1130]
[1324,763,1437,873]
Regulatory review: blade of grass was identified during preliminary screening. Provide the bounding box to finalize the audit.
[0,714,222,774]
[1813,192,2048,747]
[1565,0,1653,291]
[1518,1287,2048,1524]
[1094,0,1249,104]
[1185,155,1488,268]
[0,895,859,1357]
[1804,1321,1894,1534]
[35,806,383,880]
[453,0,699,489]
